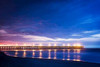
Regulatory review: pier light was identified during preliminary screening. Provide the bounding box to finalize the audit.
[32,50,35,51]
[54,43,57,46]
[39,43,42,46]
[67,43,70,46]
[73,43,81,46]
[48,43,51,46]
[15,50,18,51]
[73,43,76,46]
[32,43,35,46]
[23,50,26,51]
[39,49,43,51]
[48,49,51,52]
[24,43,26,46]
[63,44,65,46]
[76,43,81,46]
[16,44,18,46]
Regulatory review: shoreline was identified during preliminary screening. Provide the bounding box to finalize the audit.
[0,51,100,67]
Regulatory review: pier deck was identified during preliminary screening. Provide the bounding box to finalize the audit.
[0,46,84,51]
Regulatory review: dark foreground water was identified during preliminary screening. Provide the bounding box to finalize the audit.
[3,49,100,63]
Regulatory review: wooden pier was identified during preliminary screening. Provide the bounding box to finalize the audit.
[0,46,84,51]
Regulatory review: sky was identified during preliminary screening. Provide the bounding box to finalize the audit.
[0,0,100,48]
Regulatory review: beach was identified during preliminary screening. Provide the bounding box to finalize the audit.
[0,52,100,67]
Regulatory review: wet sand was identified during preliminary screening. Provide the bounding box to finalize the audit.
[0,52,100,67]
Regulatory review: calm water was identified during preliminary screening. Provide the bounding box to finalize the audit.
[3,49,100,63]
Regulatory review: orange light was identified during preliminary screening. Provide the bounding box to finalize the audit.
[39,49,43,51]
[76,43,81,46]
[73,43,81,46]
[67,43,70,46]
[48,49,51,59]
[67,49,70,60]
[39,43,42,46]
[23,50,26,57]
[67,58,70,61]
[32,50,35,58]
[73,43,76,46]
[54,49,57,59]
[15,50,18,57]
[16,43,18,46]
[32,50,35,51]
[54,43,57,46]
[76,49,81,53]
[24,43,26,46]
[39,50,42,58]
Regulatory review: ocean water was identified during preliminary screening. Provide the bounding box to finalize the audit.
[3,49,100,63]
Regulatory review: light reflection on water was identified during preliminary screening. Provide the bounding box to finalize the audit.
[32,50,35,58]
[3,49,100,63]
[54,49,57,59]
[4,49,81,62]
[39,50,42,59]
[23,50,26,57]
[73,49,80,61]
[67,49,70,61]
[48,49,51,59]
[14,50,18,57]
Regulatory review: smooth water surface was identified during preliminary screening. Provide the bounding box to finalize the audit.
[3,49,100,63]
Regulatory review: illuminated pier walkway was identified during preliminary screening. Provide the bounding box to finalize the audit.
[0,46,84,51]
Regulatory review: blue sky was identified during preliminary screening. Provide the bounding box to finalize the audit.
[0,0,100,48]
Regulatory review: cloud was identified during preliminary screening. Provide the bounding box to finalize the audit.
[91,34,100,38]
[72,34,82,36]
[20,33,100,42]
[22,35,54,41]
[0,29,7,33]
[0,29,100,42]
[83,30,100,34]
[80,16,99,24]
[77,37,100,41]
[83,31,96,33]
[54,37,100,42]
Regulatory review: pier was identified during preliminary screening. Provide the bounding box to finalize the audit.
[0,46,84,51]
